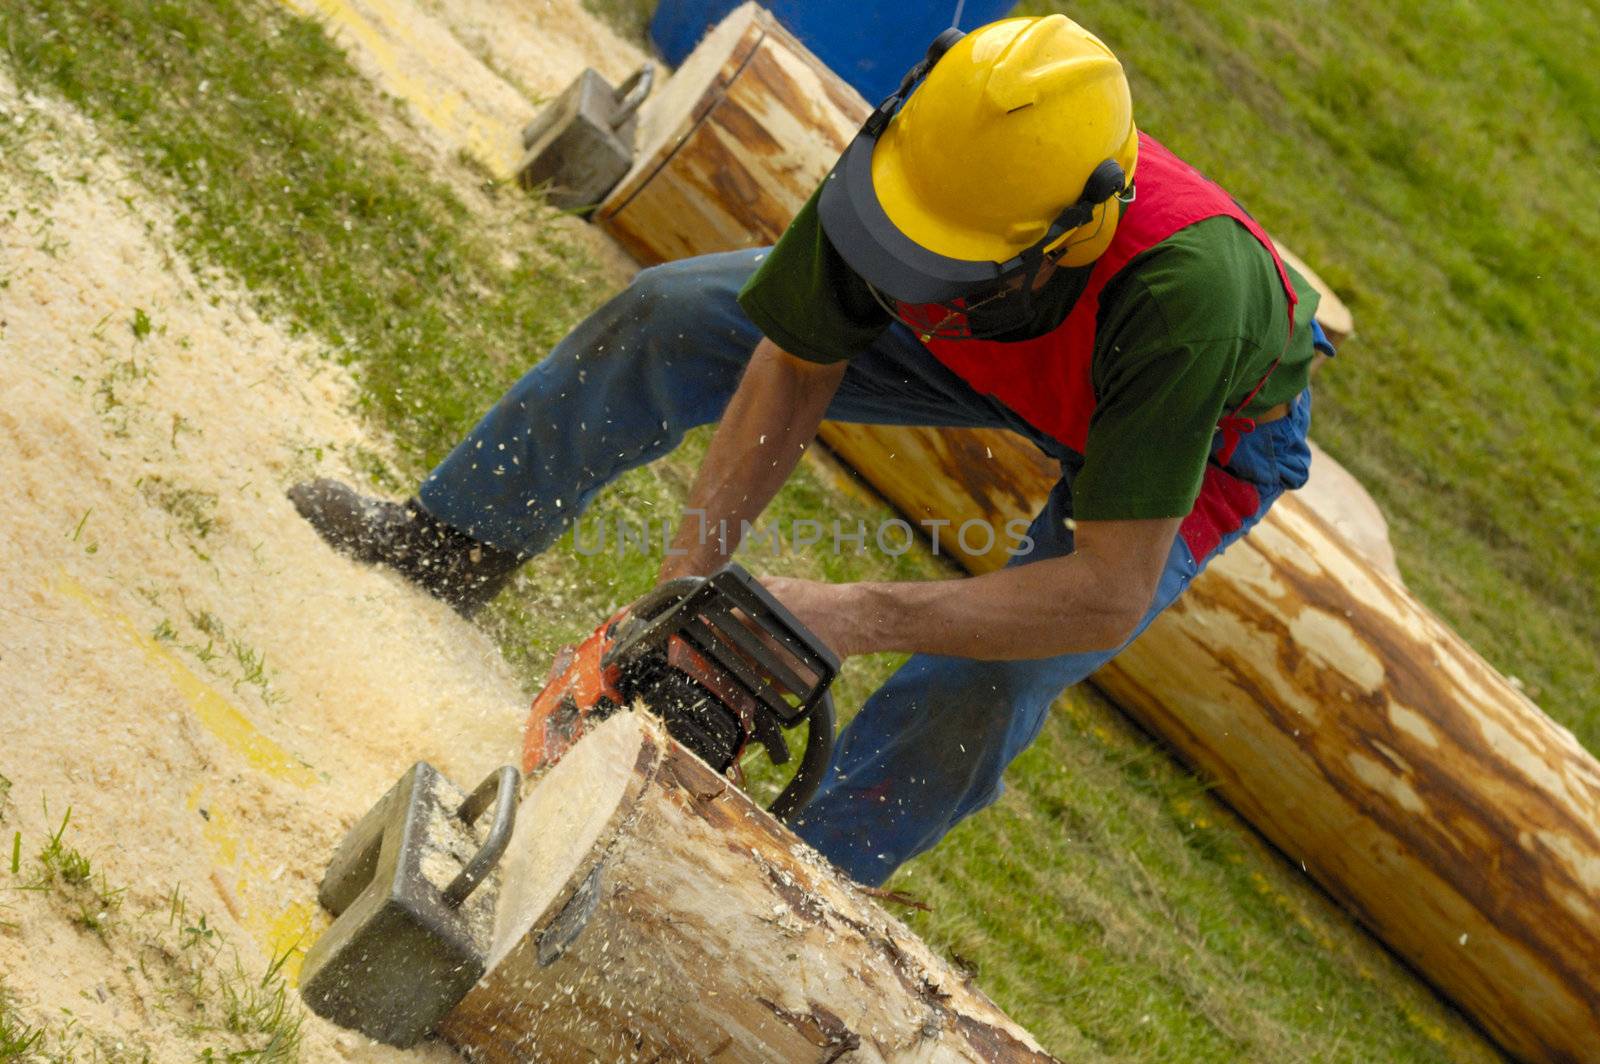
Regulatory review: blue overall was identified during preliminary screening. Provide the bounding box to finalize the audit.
[421,248,1318,886]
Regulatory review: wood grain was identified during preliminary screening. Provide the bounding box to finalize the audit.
[438,712,1057,1062]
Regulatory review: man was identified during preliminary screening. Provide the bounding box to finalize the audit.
[290,15,1330,887]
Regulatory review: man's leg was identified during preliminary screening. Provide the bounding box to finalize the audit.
[791,391,1314,886]
[418,252,1044,557]
[294,247,1037,610]
[416,250,767,556]
[293,250,771,612]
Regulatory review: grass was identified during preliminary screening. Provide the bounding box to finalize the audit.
[157,890,303,1062]
[35,810,94,888]
[0,987,45,1060]
[148,602,289,706]
[0,805,302,1061]
[891,686,1501,1060]
[138,476,219,541]
[580,0,657,48]
[16,807,126,942]
[0,0,1574,1058]
[1016,0,1599,745]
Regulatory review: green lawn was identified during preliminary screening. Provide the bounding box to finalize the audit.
[6,0,1589,1059]
[1017,0,1599,743]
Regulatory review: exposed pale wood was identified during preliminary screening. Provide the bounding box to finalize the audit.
[1277,245,1355,345]
[622,7,765,200]
[588,10,1600,1062]
[821,428,1405,584]
[815,422,1056,574]
[437,712,1056,1062]
[1302,440,1400,580]
[1101,495,1600,1064]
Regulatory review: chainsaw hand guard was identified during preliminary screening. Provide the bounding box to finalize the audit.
[523,564,838,821]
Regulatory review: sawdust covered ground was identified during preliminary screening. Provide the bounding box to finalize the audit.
[0,69,523,1060]
[419,0,649,95]
[275,0,652,282]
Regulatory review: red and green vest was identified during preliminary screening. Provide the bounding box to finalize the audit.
[909,133,1298,459]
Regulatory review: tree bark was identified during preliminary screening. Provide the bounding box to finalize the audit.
[587,6,1600,1062]
[437,712,1056,1063]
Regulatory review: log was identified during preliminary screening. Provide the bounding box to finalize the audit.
[590,7,1600,1061]
[1276,244,1354,346]
[596,4,862,264]
[1302,440,1400,581]
[1094,494,1600,1064]
[437,711,1056,1062]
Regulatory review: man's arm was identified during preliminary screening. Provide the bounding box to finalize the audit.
[660,337,847,581]
[765,515,1180,660]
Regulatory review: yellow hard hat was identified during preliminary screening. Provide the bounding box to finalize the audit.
[820,15,1138,310]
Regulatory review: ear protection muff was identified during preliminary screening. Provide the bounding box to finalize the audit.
[1052,159,1128,234]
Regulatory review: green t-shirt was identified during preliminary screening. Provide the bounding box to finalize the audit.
[737,190,1321,521]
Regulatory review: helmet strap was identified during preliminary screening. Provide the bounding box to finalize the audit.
[864,27,967,136]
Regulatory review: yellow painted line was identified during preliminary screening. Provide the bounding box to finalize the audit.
[57,575,318,787]
[187,781,326,985]
[276,0,523,180]
[57,575,327,977]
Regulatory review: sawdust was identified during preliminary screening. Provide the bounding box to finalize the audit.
[0,70,524,1060]
[419,0,652,100]
[0,0,709,1054]
[276,0,646,281]
[276,0,531,181]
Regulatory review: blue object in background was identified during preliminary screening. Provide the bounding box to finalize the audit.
[650,0,1019,106]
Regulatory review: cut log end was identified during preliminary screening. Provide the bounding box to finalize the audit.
[439,711,1056,1062]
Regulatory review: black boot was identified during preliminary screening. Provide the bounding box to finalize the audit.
[287,479,522,618]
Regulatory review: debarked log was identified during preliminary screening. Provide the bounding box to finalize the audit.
[436,711,1056,1062]
[588,5,1600,1061]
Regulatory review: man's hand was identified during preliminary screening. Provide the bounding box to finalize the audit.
[761,575,859,659]
[760,515,1181,662]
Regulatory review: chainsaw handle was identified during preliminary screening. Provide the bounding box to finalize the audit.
[609,564,840,821]
[768,691,835,823]
[612,565,839,720]
[625,575,701,623]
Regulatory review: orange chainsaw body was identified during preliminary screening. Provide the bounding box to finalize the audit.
[518,565,840,820]
[522,607,628,774]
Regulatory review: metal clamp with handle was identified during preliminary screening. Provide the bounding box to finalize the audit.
[518,63,655,212]
[299,763,521,1047]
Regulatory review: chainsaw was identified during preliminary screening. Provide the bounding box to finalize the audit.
[299,564,839,1046]
[523,562,839,821]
